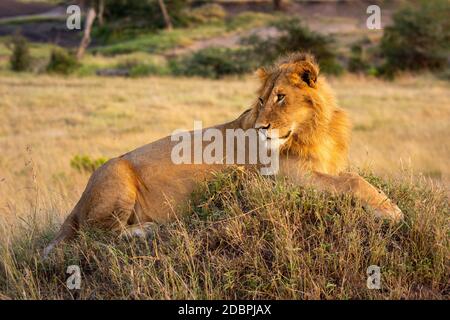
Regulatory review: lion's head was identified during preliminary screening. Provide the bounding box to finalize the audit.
[252,52,342,154]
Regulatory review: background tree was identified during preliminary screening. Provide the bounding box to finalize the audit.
[157,0,173,30]
[97,0,105,26]
[100,0,186,31]
[7,33,31,72]
[76,0,97,60]
[74,0,116,59]
[380,0,450,75]
[273,0,283,11]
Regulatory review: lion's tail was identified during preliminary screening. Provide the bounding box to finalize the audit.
[42,202,82,259]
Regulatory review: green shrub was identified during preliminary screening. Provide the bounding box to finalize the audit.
[185,3,227,25]
[170,47,257,79]
[70,155,108,173]
[8,34,31,72]
[104,0,188,30]
[115,58,169,77]
[348,43,370,73]
[367,66,379,77]
[437,68,450,81]
[242,18,343,75]
[225,12,274,32]
[380,0,450,75]
[46,48,79,75]
[129,63,167,77]
[92,24,121,45]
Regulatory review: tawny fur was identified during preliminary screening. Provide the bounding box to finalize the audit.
[43,53,403,258]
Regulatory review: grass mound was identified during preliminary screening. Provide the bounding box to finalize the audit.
[0,169,448,299]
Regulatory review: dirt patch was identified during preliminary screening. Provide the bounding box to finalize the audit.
[0,21,82,47]
[0,1,79,47]
[165,26,280,56]
[165,0,397,57]
[0,0,399,51]
[0,0,56,18]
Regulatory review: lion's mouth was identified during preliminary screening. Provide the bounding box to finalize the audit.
[267,130,291,140]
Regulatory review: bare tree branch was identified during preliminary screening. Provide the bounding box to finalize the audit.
[157,0,173,30]
[273,0,283,11]
[98,0,105,26]
[76,6,96,60]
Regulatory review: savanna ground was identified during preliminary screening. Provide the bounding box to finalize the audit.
[0,0,449,300]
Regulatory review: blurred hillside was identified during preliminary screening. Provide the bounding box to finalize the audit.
[1,1,448,78]
[0,1,433,76]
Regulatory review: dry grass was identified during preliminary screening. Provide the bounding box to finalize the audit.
[0,168,448,299]
[0,73,449,299]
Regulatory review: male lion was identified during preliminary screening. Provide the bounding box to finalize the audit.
[43,53,403,257]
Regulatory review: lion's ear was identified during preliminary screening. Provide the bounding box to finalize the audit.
[299,62,318,88]
[255,67,268,81]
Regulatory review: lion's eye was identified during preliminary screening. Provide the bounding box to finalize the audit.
[277,94,285,102]
[258,97,264,106]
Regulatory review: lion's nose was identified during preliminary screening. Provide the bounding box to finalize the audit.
[255,123,270,130]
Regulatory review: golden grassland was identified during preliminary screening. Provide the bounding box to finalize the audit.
[0,73,448,220]
[0,73,449,299]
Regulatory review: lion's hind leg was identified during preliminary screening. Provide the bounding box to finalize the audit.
[43,158,141,258]
[83,158,141,233]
